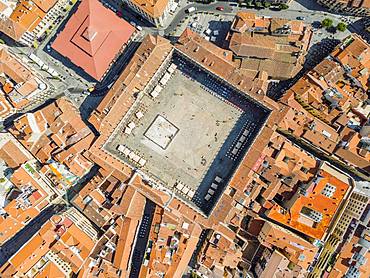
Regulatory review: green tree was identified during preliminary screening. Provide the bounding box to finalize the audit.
[321,18,333,28]
[336,22,347,32]
[190,272,201,278]
[255,1,263,8]
[263,2,271,8]
[279,3,289,9]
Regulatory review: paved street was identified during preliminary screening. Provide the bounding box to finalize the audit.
[0,204,66,267]
[166,1,353,41]
[129,200,156,278]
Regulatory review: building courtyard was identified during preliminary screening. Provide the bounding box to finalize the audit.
[105,53,270,214]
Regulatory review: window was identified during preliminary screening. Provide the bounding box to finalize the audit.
[301,206,323,223]
[300,166,309,174]
[321,183,336,198]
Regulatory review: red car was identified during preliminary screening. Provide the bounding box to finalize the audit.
[216,6,224,11]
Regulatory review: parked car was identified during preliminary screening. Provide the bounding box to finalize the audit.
[216,6,224,11]
[186,7,196,13]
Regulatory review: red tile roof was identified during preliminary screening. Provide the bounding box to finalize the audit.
[52,0,135,80]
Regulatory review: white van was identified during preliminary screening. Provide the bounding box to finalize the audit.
[186,7,196,13]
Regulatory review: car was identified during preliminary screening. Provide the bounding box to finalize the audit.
[216,6,224,11]
[186,7,196,13]
[312,21,322,29]
[296,16,305,20]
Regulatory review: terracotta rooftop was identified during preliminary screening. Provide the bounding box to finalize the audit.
[9,0,45,33]
[129,0,169,18]
[276,34,369,173]
[267,162,352,240]
[35,261,65,278]
[31,0,58,13]
[52,0,135,80]
[258,221,319,270]
[87,34,173,176]
[227,12,312,79]
[0,15,26,41]
[0,0,59,41]
[0,132,31,168]
[10,97,94,181]
[0,93,14,119]
[0,162,52,245]
[8,211,96,276]
[0,46,42,108]
[176,28,271,99]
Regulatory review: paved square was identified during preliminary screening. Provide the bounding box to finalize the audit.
[107,70,241,189]
[105,53,270,214]
[144,115,179,150]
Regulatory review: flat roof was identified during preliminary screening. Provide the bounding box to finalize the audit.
[51,0,135,80]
